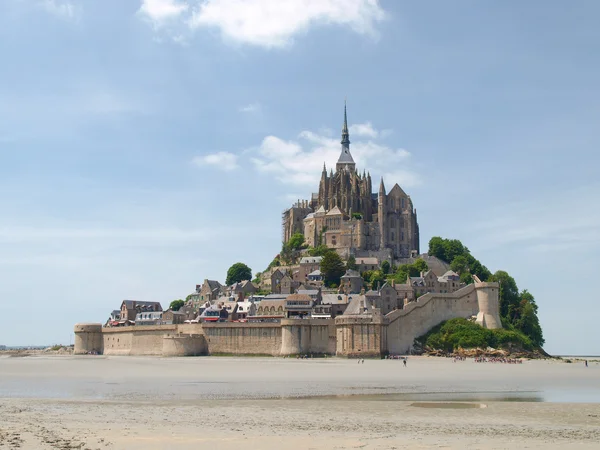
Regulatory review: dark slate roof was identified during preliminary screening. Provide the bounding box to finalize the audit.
[121,300,162,310]
[341,269,361,279]
[205,279,222,290]
[338,147,355,163]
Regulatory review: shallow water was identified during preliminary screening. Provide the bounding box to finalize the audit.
[1,356,599,403]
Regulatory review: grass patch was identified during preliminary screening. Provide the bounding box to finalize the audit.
[415,318,533,352]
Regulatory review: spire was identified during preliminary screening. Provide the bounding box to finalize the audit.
[341,99,350,148]
[322,162,327,173]
[379,177,386,195]
[337,100,355,172]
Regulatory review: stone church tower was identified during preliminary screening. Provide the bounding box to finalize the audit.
[282,103,420,259]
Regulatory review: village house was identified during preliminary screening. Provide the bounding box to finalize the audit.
[297,256,322,281]
[235,299,257,321]
[410,270,463,299]
[226,280,258,300]
[135,311,163,326]
[120,300,162,322]
[365,282,400,315]
[161,309,186,325]
[254,298,286,319]
[284,294,314,318]
[355,257,379,273]
[340,269,363,294]
[199,279,223,303]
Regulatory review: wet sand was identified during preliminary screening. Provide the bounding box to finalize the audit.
[1,356,599,449]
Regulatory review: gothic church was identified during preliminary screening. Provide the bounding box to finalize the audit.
[282,104,420,260]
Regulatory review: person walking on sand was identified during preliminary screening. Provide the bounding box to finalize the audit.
[585,360,588,367]
[403,358,407,367]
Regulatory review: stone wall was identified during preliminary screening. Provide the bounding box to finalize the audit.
[201,322,282,355]
[385,284,480,354]
[75,282,500,357]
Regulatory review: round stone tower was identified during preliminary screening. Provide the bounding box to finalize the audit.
[73,323,103,354]
[280,320,311,356]
[474,281,502,329]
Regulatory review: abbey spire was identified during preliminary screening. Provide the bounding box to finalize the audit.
[336,100,356,173]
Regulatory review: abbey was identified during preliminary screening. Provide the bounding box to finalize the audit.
[283,105,420,260]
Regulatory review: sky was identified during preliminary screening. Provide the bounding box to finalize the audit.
[0,0,599,354]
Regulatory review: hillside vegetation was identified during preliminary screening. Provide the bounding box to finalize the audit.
[428,237,544,348]
[415,318,533,354]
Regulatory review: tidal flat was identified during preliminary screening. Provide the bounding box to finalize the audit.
[1,356,599,449]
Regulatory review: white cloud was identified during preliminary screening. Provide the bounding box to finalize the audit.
[192,151,239,171]
[40,0,79,20]
[251,124,416,188]
[138,0,386,48]
[349,121,378,138]
[138,0,189,27]
[238,102,261,113]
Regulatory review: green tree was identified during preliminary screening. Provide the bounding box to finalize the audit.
[428,236,446,260]
[252,272,262,284]
[287,232,306,251]
[489,270,520,319]
[320,251,345,287]
[412,258,428,274]
[226,262,252,286]
[450,254,470,274]
[369,270,385,289]
[346,255,358,271]
[308,244,331,257]
[516,300,545,347]
[169,299,185,311]
[381,260,391,275]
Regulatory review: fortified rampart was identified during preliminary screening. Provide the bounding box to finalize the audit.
[74,281,501,357]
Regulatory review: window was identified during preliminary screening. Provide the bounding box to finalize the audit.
[391,232,395,241]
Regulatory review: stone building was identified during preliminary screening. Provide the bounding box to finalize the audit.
[120,300,162,322]
[282,103,420,260]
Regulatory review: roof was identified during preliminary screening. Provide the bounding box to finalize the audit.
[286,294,313,302]
[341,269,361,279]
[315,205,326,215]
[438,270,460,282]
[204,279,222,291]
[341,295,370,315]
[297,289,320,296]
[410,277,425,286]
[338,147,355,164]
[263,294,288,300]
[300,256,323,264]
[321,293,354,305]
[121,300,162,310]
[326,206,343,216]
[356,257,379,265]
[308,269,321,276]
[365,290,379,296]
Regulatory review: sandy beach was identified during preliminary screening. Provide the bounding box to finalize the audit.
[1,355,599,449]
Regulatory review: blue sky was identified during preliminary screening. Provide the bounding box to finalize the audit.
[1,0,598,355]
